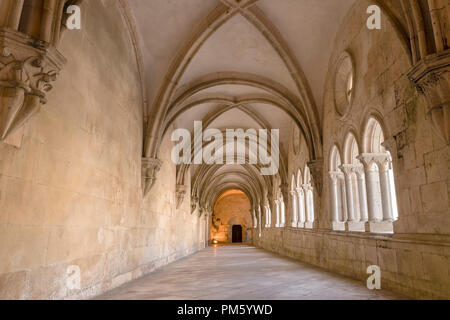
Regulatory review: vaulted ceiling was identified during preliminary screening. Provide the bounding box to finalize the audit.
[126,0,357,209]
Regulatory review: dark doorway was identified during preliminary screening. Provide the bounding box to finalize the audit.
[232,225,243,243]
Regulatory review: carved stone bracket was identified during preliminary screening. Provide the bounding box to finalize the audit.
[307,158,324,196]
[191,196,199,214]
[175,184,187,209]
[408,51,450,144]
[0,28,66,141]
[141,157,162,197]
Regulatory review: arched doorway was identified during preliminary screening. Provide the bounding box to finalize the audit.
[232,225,243,243]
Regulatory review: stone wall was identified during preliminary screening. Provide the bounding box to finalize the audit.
[0,1,203,300]
[254,0,450,300]
[211,192,252,243]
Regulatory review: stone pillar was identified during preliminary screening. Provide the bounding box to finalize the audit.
[290,190,298,227]
[303,184,315,228]
[374,154,394,222]
[328,172,340,223]
[274,200,280,228]
[265,204,271,228]
[358,154,380,223]
[258,205,262,237]
[339,174,348,222]
[354,165,369,223]
[339,165,356,222]
[252,209,257,228]
[296,187,305,228]
[280,200,286,227]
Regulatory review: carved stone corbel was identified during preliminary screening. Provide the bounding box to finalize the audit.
[307,158,324,196]
[408,51,450,144]
[0,28,66,141]
[175,184,187,209]
[141,157,162,196]
[191,196,199,214]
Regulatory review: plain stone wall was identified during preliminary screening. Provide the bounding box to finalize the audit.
[0,1,203,300]
[254,0,450,299]
[211,193,252,243]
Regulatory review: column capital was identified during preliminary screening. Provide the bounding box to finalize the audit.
[302,184,313,192]
[295,187,304,195]
[307,159,324,196]
[357,153,391,170]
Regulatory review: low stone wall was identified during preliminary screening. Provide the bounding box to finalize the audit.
[253,228,450,299]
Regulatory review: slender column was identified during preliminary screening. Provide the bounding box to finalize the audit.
[357,155,380,222]
[274,200,280,228]
[265,205,271,228]
[329,172,340,223]
[339,165,356,222]
[302,184,313,223]
[258,205,262,237]
[339,174,348,222]
[252,209,257,228]
[355,164,369,222]
[296,187,306,228]
[374,154,394,222]
[290,190,298,227]
[280,200,286,227]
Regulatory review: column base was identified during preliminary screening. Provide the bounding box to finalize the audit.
[291,222,298,228]
[346,221,366,232]
[332,221,346,231]
[297,222,305,228]
[305,221,318,229]
[367,221,394,234]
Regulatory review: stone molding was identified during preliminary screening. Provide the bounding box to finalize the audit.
[141,157,162,197]
[0,28,66,141]
[175,184,187,209]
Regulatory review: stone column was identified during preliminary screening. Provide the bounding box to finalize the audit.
[339,165,356,222]
[339,174,348,222]
[290,190,298,227]
[303,184,314,228]
[258,205,262,237]
[328,172,340,223]
[374,154,394,222]
[274,200,280,228]
[280,200,286,227]
[354,164,369,223]
[265,205,271,228]
[357,154,380,223]
[296,187,306,228]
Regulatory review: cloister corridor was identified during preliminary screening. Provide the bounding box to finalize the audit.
[0,0,448,301]
[97,245,403,300]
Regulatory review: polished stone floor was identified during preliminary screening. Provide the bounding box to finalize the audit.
[97,245,404,300]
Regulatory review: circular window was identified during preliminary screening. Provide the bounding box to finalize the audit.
[334,52,355,117]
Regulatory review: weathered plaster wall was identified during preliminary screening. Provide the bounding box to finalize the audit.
[0,0,203,300]
[211,192,251,243]
[254,0,450,299]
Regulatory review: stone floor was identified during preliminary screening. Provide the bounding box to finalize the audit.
[96,245,405,300]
